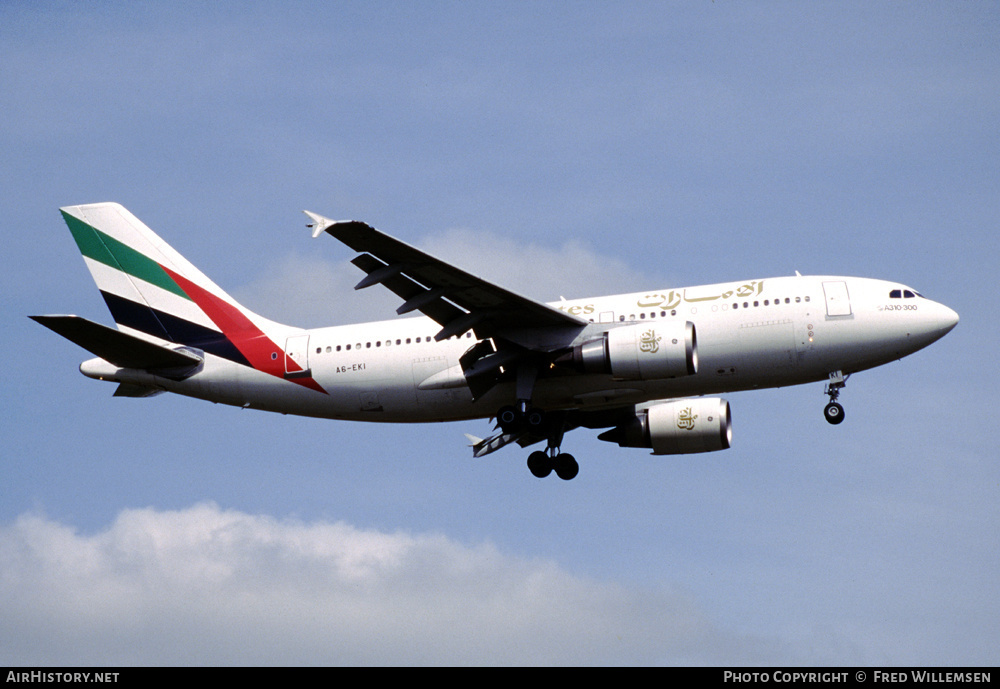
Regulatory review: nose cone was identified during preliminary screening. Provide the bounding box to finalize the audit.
[919,301,959,347]
[940,304,959,334]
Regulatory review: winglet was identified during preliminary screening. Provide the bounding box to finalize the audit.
[303,210,335,238]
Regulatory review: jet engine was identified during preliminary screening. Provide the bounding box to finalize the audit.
[561,321,697,380]
[598,398,732,455]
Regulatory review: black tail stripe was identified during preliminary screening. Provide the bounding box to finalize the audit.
[100,291,253,367]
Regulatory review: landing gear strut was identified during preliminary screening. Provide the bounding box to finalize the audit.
[500,362,579,480]
[531,413,577,480]
[497,362,546,433]
[824,370,849,425]
[498,404,577,480]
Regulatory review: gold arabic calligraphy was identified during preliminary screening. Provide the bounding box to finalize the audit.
[677,407,698,431]
[637,280,765,310]
[639,330,661,354]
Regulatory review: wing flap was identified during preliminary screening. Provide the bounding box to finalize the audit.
[465,430,526,458]
[350,253,465,327]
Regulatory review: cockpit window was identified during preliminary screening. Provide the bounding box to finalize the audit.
[889,289,922,299]
[889,289,902,298]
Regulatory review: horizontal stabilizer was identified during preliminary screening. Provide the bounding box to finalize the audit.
[30,315,202,372]
[113,383,165,398]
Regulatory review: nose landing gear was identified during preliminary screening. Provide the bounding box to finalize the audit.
[824,370,849,425]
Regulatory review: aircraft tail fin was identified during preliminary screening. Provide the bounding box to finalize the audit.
[60,203,260,342]
[55,204,320,390]
[50,203,326,394]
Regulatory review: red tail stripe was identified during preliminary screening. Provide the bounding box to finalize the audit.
[160,266,327,394]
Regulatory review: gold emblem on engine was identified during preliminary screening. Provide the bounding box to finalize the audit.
[639,329,661,354]
[677,407,698,430]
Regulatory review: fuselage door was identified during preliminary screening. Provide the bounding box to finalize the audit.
[284,334,311,378]
[822,281,853,318]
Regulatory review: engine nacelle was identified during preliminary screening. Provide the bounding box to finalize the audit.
[598,398,732,455]
[565,321,697,380]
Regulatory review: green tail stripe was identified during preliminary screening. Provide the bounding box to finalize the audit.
[62,211,191,301]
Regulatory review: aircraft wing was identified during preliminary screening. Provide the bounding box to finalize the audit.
[305,212,588,349]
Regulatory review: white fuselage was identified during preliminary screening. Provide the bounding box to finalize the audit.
[87,274,958,422]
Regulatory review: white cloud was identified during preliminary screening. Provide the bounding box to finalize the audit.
[419,227,652,302]
[235,226,656,328]
[233,250,401,329]
[0,503,747,666]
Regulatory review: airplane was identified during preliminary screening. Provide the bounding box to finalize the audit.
[33,202,959,480]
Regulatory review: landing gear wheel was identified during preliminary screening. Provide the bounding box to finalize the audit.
[824,402,845,425]
[527,451,551,478]
[525,408,546,429]
[554,453,579,481]
[498,405,546,434]
[497,405,519,433]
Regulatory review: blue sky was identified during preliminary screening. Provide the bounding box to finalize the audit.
[2,1,998,665]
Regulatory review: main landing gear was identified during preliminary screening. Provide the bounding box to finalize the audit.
[527,449,579,481]
[824,370,849,425]
[496,401,578,480]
